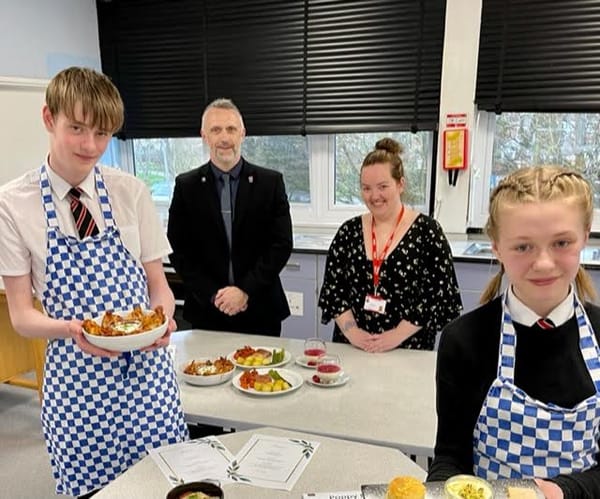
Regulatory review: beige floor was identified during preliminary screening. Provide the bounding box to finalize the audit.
[0,381,70,499]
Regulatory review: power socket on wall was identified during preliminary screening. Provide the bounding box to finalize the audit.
[284,291,304,316]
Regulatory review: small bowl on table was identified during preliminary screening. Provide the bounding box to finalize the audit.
[180,357,236,386]
[82,310,168,352]
[166,481,224,499]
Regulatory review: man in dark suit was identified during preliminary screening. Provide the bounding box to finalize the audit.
[167,98,293,336]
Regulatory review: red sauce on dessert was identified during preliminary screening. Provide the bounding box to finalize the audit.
[304,348,326,357]
[317,364,341,373]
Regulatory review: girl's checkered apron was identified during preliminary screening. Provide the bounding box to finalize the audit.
[473,291,600,479]
[39,165,188,496]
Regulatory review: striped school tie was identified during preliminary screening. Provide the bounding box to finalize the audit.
[537,318,555,329]
[69,187,99,239]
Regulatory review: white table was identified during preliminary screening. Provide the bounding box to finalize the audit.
[172,329,437,457]
[94,427,427,499]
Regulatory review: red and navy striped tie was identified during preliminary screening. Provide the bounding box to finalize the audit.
[69,188,99,239]
[537,318,555,329]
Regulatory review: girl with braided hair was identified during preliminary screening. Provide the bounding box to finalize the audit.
[428,166,600,498]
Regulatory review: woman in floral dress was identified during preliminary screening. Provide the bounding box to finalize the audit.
[319,138,462,352]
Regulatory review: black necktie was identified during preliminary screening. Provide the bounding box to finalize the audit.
[69,188,99,239]
[220,174,234,283]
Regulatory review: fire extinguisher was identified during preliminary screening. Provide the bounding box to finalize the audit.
[442,117,469,187]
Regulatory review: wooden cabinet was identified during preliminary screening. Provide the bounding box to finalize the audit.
[0,291,45,400]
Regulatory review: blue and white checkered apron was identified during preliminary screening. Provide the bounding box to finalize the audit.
[473,291,600,480]
[38,165,188,496]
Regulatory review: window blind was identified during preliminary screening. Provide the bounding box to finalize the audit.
[204,0,305,135]
[97,0,206,138]
[476,0,600,113]
[97,0,446,137]
[305,0,446,134]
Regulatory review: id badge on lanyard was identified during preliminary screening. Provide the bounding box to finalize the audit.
[364,294,387,314]
[364,206,404,315]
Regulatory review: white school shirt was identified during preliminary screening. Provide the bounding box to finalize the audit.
[506,285,575,327]
[0,162,171,298]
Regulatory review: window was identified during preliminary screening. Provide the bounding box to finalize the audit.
[472,1,600,232]
[334,132,432,209]
[119,132,433,230]
[469,111,600,231]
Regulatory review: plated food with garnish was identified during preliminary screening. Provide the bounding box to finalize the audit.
[228,345,291,368]
[444,475,494,499]
[362,477,542,498]
[82,305,167,352]
[180,357,236,386]
[232,368,302,396]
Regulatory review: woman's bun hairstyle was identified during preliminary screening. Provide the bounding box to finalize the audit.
[375,137,404,156]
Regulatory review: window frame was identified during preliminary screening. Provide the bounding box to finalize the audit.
[116,132,434,231]
[468,111,495,229]
[468,110,600,233]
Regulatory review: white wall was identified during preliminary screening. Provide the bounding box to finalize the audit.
[435,0,482,234]
[0,78,48,186]
[0,0,101,79]
[0,0,481,234]
[0,0,101,185]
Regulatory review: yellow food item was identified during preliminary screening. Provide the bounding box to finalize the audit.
[385,476,426,499]
[445,475,493,499]
[179,492,216,499]
[507,487,536,499]
[454,483,485,499]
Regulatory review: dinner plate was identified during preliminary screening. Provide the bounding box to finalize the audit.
[295,355,319,369]
[179,358,236,386]
[307,373,350,388]
[232,368,303,396]
[227,346,292,369]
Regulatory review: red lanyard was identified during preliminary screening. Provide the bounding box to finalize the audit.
[371,205,405,293]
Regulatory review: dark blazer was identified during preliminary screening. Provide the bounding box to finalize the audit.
[167,159,293,335]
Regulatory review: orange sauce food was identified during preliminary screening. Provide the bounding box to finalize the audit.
[82,305,165,337]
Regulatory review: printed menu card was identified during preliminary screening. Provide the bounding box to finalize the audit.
[150,436,234,486]
[227,434,320,490]
[151,433,320,491]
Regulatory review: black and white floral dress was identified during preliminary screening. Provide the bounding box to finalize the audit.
[318,214,462,350]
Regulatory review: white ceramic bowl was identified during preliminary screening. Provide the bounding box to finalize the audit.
[180,358,236,386]
[82,310,168,352]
